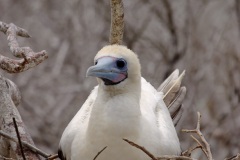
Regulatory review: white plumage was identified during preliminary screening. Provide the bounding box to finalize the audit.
[59,45,181,160]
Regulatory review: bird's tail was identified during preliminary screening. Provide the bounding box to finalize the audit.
[158,69,187,126]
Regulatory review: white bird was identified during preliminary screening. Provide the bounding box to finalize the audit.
[58,45,183,160]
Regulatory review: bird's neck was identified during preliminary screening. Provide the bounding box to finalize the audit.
[94,81,141,117]
[87,81,142,136]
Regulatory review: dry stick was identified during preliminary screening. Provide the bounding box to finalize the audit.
[13,118,26,160]
[225,153,240,160]
[109,0,124,45]
[46,154,59,160]
[0,76,41,159]
[0,130,50,158]
[93,146,107,160]
[123,138,158,160]
[0,21,48,73]
[0,21,30,37]
[182,112,213,160]
[123,138,194,160]
[182,145,202,157]
[0,155,15,160]
[190,135,208,157]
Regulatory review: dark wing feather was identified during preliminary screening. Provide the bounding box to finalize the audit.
[58,147,66,160]
[158,70,186,126]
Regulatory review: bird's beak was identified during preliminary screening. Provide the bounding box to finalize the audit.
[86,56,127,83]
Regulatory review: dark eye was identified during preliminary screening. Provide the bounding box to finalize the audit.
[116,59,126,69]
[94,61,98,65]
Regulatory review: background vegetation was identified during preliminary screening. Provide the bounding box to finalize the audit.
[0,0,239,159]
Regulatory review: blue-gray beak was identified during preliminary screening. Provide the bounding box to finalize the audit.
[86,56,127,85]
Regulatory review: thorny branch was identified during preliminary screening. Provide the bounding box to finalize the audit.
[0,21,48,73]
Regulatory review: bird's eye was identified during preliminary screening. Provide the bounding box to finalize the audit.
[95,61,98,65]
[116,59,126,69]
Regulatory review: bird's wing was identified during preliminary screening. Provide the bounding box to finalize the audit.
[58,86,98,160]
[140,78,161,124]
[158,69,186,126]
[140,78,181,154]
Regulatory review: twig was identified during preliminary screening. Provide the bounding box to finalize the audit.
[0,155,15,160]
[93,146,107,160]
[0,21,30,37]
[13,118,26,160]
[46,154,59,160]
[181,145,202,157]
[0,21,48,73]
[225,153,240,160]
[235,0,240,37]
[190,135,208,157]
[182,112,213,160]
[110,0,124,44]
[123,138,158,160]
[123,138,195,160]
[157,156,195,160]
[0,130,50,158]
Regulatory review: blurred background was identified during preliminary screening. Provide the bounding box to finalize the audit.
[0,0,239,159]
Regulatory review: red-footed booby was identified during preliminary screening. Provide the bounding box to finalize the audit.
[58,45,183,160]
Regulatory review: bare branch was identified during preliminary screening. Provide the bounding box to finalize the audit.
[93,146,107,160]
[0,21,30,37]
[0,75,41,159]
[190,135,208,157]
[0,21,48,73]
[182,145,202,157]
[13,118,26,160]
[225,153,240,160]
[182,112,213,160]
[0,130,51,158]
[123,138,194,160]
[0,155,15,160]
[46,154,59,160]
[5,79,21,107]
[123,138,158,160]
[162,0,178,51]
[235,0,240,36]
[110,0,124,45]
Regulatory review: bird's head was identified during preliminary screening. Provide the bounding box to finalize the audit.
[86,45,141,93]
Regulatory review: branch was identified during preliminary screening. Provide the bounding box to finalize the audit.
[93,146,107,160]
[182,112,213,160]
[13,118,26,160]
[235,0,240,37]
[0,130,53,158]
[123,138,195,160]
[123,138,158,160]
[0,21,48,73]
[46,154,59,160]
[181,145,202,157]
[225,153,240,160]
[0,75,41,159]
[0,155,15,160]
[109,0,124,45]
